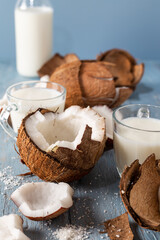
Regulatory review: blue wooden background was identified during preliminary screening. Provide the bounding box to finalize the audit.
[0,0,160,61]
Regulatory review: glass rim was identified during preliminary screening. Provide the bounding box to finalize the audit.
[6,80,66,101]
[113,103,160,133]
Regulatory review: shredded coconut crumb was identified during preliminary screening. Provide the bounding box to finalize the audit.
[53,224,90,240]
[0,166,23,191]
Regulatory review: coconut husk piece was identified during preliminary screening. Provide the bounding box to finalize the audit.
[120,154,160,231]
[50,60,84,107]
[101,212,134,240]
[38,53,79,77]
[97,48,144,88]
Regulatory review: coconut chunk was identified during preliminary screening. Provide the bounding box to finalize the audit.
[11,182,74,221]
[92,105,113,139]
[0,214,30,240]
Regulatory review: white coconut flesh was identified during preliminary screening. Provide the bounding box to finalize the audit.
[0,214,30,240]
[92,105,113,139]
[11,182,74,219]
[25,106,105,152]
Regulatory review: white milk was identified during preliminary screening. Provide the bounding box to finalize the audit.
[114,117,160,174]
[15,7,53,77]
[10,87,65,133]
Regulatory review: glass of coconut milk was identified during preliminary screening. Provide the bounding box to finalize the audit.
[113,104,160,175]
[0,81,66,140]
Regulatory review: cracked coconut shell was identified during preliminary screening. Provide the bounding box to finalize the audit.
[97,48,144,87]
[49,59,135,108]
[120,154,160,231]
[16,106,106,182]
[38,53,79,77]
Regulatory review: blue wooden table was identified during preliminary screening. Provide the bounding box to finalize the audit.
[0,61,160,239]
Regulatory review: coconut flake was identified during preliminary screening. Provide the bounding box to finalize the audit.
[0,214,30,240]
[0,166,23,192]
[53,224,90,240]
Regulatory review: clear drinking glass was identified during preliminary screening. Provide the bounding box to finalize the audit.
[0,81,66,140]
[113,104,160,175]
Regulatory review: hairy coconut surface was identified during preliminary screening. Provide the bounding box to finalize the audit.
[50,60,83,108]
[11,182,74,221]
[120,154,160,231]
[97,48,144,88]
[0,214,30,240]
[38,53,79,77]
[50,60,132,108]
[102,212,134,240]
[17,106,105,182]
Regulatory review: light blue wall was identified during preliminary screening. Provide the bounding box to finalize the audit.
[0,0,160,61]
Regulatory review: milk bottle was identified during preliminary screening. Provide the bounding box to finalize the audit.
[14,0,53,77]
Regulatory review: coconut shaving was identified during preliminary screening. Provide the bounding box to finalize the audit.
[0,166,23,192]
[53,224,90,240]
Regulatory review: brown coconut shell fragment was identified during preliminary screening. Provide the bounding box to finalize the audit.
[97,48,144,88]
[120,154,160,231]
[49,125,105,171]
[38,53,79,77]
[101,212,134,240]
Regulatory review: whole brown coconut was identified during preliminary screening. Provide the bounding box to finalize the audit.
[17,106,106,182]
[120,154,160,231]
[38,49,144,109]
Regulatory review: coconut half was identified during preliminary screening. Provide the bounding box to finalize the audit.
[17,106,106,182]
[11,182,74,221]
[0,214,30,240]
